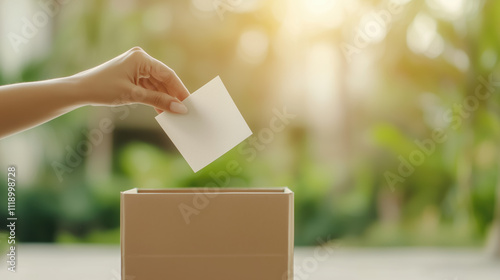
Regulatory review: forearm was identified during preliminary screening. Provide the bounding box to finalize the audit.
[0,76,85,139]
[0,47,189,139]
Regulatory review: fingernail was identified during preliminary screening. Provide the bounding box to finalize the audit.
[170,101,188,114]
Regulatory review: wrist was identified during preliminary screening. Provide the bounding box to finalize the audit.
[60,75,89,107]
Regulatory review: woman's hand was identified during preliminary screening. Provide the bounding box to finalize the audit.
[0,46,189,139]
[73,46,189,114]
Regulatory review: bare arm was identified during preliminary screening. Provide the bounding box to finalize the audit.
[0,77,81,138]
[0,47,190,139]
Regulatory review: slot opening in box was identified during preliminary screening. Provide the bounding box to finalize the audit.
[125,188,290,194]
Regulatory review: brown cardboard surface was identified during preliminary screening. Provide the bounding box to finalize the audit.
[121,187,294,280]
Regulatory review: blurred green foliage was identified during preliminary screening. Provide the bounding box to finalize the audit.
[0,0,499,248]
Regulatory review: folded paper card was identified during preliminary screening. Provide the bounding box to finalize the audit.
[155,76,252,172]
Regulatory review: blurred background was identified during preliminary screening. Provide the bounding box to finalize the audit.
[0,0,499,257]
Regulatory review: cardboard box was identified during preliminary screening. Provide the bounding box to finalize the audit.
[121,187,294,280]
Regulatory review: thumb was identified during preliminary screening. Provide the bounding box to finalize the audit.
[132,86,188,114]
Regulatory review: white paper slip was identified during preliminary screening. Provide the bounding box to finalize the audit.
[155,76,253,172]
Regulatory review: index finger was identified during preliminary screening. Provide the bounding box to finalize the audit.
[148,56,190,101]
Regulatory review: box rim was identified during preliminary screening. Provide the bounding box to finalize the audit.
[121,187,293,195]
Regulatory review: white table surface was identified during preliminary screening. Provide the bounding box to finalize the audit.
[1,245,499,280]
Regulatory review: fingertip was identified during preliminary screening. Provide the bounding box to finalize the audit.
[169,101,188,114]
